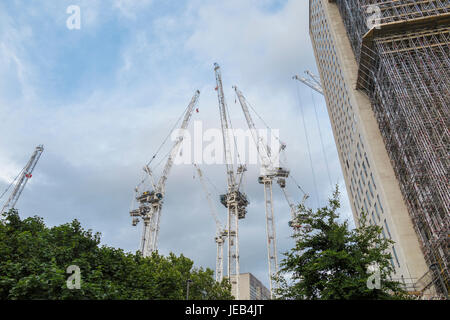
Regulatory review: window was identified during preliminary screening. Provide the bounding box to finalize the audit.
[374,203,381,220]
[377,195,384,213]
[392,246,400,268]
[362,161,368,178]
[384,219,392,239]
[366,191,371,207]
[364,153,370,169]
[370,173,376,189]
[368,181,374,198]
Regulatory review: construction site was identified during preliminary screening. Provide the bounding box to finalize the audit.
[0,0,448,302]
[127,63,312,300]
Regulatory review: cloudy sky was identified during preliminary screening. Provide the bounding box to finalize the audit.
[0,0,353,288]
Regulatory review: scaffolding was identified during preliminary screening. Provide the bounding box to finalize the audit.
[336,0,450,297]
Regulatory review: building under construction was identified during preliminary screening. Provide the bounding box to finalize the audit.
[309,0,449,298]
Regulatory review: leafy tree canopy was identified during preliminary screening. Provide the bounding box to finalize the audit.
[275,187,410,300]
[0,210,232,300]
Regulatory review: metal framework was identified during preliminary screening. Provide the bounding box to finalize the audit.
[293,71,324,95]
[193,164,227,282]
[233,85,290,298]
[1,145,44,214]
[130,90,200,257]
[336,0,449,297]
[214,63,249,299]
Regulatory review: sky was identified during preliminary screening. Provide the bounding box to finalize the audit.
[0,0,353,289]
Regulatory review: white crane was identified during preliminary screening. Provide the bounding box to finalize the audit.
[193,164,227,282]
[214,63,249,300]
[1,145,44,214]
[233,86,290,299]
[293,71,323,95]
[130,90,200,257]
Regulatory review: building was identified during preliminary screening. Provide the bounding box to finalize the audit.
[230,273,271,300]
[308,0,449,298]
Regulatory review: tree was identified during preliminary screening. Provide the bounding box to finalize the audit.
[0,209,232,300]
[275,187,410,300]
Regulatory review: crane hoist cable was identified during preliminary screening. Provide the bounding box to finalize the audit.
[310,87,333,189]
[0,167,25,203]
[225,92,244,171]
[233,90,308,196]
[295,82,320,208]
[235,91,289,168]
[135,99,195,190]
[145,100,192,168]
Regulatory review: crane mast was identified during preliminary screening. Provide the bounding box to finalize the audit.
[293,71,324,95]
[130,90,200,257]
[193,164,227,282]
[1,145,44,214]
[214,63,248,299]
[233,86,290,299]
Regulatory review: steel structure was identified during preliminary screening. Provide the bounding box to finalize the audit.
[130,90,200,257]
[335,0,449,297]
[193,164,227,282]
[1,145,44,214]
[213,63,249,299]
[233,85,290,298]
[293,71,324,95]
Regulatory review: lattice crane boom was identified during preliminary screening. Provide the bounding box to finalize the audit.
[233,86,274,176]
[214,63,236,190]
[1,145,44,214]
[293,71,324,95]
[157,90,200,196]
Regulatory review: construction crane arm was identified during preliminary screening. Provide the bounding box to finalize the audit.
[1,145,44,213]
[293,72,324,95]
[233,86,274,174]
[214,63,236,189]
[157,90,200,195]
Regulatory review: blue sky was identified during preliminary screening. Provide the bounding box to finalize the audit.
[0,0,353,289]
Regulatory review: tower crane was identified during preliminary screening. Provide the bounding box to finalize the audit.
[233,86,290,299]
[130,90,200,257]
[213,63,249,300]
[293,71,323,95]
[1,145,44,214]
[193,164,227,282]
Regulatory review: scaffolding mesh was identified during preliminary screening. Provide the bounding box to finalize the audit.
[336,0,450,297]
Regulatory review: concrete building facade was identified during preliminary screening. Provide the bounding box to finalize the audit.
[308,0,449,297]
[230,273,271,300]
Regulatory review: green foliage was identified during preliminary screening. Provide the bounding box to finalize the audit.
[0,210,232,300]
[275,187,410,300]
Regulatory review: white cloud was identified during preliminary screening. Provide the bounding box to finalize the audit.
[0,0,354,289]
